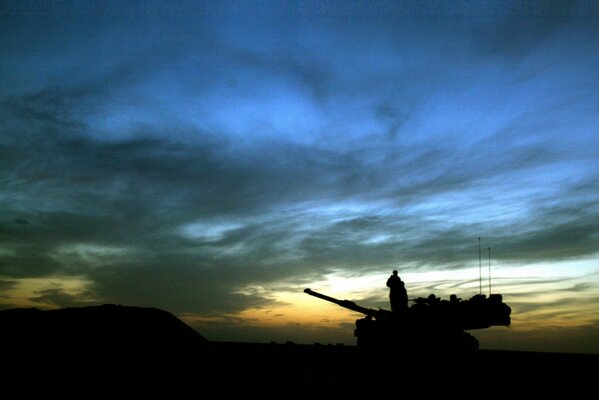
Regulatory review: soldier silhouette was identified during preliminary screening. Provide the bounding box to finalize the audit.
[386,270,408,313]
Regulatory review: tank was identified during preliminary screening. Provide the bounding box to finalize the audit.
[304,288,511,354]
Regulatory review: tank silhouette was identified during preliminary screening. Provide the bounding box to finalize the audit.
[304,288,511,353]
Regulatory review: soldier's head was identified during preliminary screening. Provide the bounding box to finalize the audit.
[392,269,398,276]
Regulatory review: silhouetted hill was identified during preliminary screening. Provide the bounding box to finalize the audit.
[0,303,206,345]
[1,304,207,396]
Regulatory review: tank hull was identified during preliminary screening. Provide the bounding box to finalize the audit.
[355,317,479,354]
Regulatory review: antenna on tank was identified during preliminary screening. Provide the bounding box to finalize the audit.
[488,247,492,295]
[478,237,482,295]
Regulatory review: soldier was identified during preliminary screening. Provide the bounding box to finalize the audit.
[386,270,408,313]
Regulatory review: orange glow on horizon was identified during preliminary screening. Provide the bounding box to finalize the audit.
[0,276,95,309]
[182,262,599,348]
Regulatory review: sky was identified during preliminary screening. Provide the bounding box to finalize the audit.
[1,0,599,354]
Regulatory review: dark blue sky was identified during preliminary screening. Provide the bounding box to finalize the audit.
[1,1,599,352]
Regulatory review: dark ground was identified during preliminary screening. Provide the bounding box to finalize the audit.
[2,305,597,399]
[203,341,598,399]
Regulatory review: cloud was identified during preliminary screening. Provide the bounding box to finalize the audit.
[0,280,16,291]
[0,247,63,278]
[28,287,96,308]
[497,208,599,262]
[1,69,598,307]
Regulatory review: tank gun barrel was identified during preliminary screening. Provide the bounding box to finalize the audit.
[304,288,378,318]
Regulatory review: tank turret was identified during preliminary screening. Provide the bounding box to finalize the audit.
[304,288,511,353]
